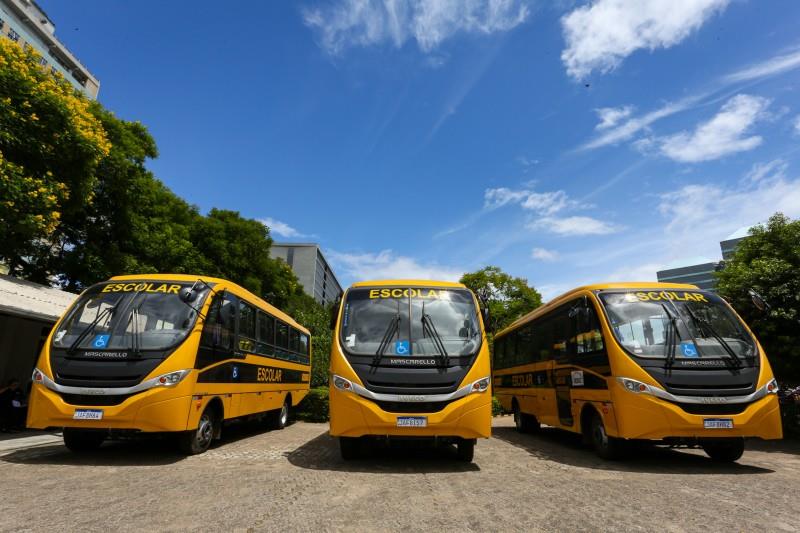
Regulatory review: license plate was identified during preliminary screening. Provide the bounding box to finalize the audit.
[396,416,427,428]
[704,418,733,429]
[73,409,103,420]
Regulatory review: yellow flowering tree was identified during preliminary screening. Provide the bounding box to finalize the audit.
[0,38,109,279]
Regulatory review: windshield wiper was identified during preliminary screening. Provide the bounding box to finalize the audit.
[374,312,401,366]
[661,303,679,371]
[67,305,116,355]
[421,303,449,367]
[129,305,142,358]
[685,307,742,368]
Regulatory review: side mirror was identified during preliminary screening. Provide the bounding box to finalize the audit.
[329,296,342,331]
[748,289,771,312]
[179,286,199,303]
[481,306,490,326]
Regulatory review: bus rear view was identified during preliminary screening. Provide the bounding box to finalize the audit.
[329,281,492,462]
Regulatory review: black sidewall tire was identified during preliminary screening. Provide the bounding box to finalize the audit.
[590,412,623,460]
[179,409,216,455]
[63,428,106,453]
[457,439,475,462]
[702,439,745,462]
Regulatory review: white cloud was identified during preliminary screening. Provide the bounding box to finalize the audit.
[595,105,634,130]
[580,98,695,150]
[561,0,730,80]
[745,159,787,183]
[794,114,800,135]
[658,94,770,163]
[483,187,530,209]
[528,216,621,236]
[484,187,579,215]
[303,0,529,55]
[724,48,800,84]
[260,217,307,239]
[657,168,800,260]
[326,249,464,282]
[605,262,662,282]
[531,247,559,261]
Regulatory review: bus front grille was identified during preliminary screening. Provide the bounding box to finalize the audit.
[374,400,451,413]
[674,402,749,415]
[59,393,133,406]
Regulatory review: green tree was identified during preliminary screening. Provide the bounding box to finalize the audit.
[285,293,332,387]
[717,213,800,383]
[57,107,208,290]
[460,266,542,333]
[0,39,110,280]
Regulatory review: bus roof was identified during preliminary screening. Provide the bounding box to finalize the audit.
[497,281,700,337]
[349,279,467,289]
[108,273,309,335]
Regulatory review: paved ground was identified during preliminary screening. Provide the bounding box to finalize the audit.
[1,417,799,532]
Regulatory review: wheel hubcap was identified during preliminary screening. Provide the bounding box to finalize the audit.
[197,415,213,447]
[593,419,608,448]
[280,404,288,425]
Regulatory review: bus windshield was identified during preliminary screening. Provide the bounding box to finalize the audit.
[598,290,756,359]
[340,287,481,357]
[53,282,210,352]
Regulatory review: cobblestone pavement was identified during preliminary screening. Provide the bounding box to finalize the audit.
[2,417,799,532]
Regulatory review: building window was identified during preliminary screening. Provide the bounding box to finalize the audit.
[0,18,5,30]
[39,56,47,66]
[8,28,19,41]
[50,66,58,76]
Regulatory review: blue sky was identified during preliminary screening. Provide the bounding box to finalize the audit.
[44,1,800,299]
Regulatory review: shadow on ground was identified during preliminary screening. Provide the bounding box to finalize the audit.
[493,426,774,475]
[0,418,290,467]
[287,432,480,473]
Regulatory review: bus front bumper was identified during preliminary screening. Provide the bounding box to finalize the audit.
[615,392,782,441]
[329,385,492,439]
[26,382,193,433]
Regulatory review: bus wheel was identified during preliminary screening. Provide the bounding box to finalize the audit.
[339,437,360,460]
[179,408,216,455]
[588,411,623,460]
[269,396,291,430]
[513,403,538,433]
[456,439,475,462]
[702,438,745,463]
[63,428,106,452]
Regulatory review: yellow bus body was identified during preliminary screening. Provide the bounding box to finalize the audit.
[28,274,311,439]
[329,280,492,441]
[493,282,782,445]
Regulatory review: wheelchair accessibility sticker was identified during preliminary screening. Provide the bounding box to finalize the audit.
[232,366,239,379]
[91,334,110,349]
[680,342,699,357]
[395,340,410,355]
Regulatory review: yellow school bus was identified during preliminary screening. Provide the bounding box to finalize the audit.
[329,280,492,462]
[27,274,311,454]
[493,282,781,462]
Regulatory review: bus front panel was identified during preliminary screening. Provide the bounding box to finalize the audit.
[329,286,492,439]
[597,289,782,441]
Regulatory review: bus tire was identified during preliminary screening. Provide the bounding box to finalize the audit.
[513,402,538,433]
[588,411,623,460]
[270,396,291,430]
[63,428,106,452]
[456,439,475,462]
[339,437,360,460]
[179,407,217,455]
[702,438,745,463]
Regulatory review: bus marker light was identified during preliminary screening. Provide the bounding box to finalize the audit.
[333,375,353,391]
[766,379,778,394]
[32,369,44,382]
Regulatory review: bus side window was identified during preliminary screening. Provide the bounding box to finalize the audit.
[551,307,572,363]
[257,311,275,356]
[238,301,257,353]
[200,293,235,356]
[276,322,289,359]
[298,332,310,364]
[575,304,605,355]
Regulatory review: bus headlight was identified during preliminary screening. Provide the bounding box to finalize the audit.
[471,377,490,393]
[333,374,353,392]
[765,378,778,394]
[617,377,653,394]
[155,370,191,387]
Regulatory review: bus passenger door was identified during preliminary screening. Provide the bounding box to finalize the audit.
[536,360,559,426]
[554,367,574,428]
